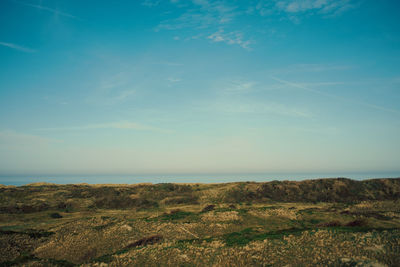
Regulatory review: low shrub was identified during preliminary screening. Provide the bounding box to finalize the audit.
[201,204,216,213]
[317,221,341,227]
[346,219,366,227]
[50,212,63,219]
[159,210,196,221]
[126,235,163,248]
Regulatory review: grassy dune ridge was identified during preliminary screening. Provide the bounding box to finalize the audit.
[0,177,399,266]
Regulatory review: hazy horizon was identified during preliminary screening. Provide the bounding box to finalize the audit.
[1,0,400,176]
[1,171,400,186]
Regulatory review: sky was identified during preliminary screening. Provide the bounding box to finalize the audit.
[0,0,400,177]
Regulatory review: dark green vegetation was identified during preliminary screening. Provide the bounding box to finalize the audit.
[225,178,400,203]
[0,178,399,266]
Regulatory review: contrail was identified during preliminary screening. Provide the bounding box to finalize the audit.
[271,76,400,115]
[11,0,80,20]
[0,41,36,53]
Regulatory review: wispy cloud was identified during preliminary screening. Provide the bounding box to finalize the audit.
[12,0,79,20]
[271,76,336,96]
[201,77,311,117]
[88,72,136,105]
[208,30,252,49]
[219,79,256,95]
[142,0,160,7]
[0,41,36,53]
[271,76,400,115]
[149,0,253,49]
[277,0,332,13]
[87,90,136,105]
[256,0,357,19]
[147,0,357,50]
[299,81,350,87]
[167,77,182,83]
[267,63,354,76]
[287,63,353,72]
[37,121,172,134]
[156,2,236,31]
[152,61,184,66]
[112,90,136,102]
[100,72,129,90]
[0,130,61,147]
[212,101,311,118]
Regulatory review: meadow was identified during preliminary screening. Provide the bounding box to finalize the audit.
[0,178,399,266]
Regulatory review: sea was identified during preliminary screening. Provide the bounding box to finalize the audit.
[1,171,399,186]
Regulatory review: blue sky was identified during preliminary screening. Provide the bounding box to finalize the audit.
[0,0,399,176]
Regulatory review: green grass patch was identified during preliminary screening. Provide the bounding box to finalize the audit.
[214,207,234,213]
[91,247,132,264]
[0,253,38,267]
[299,208,318,215]
[237,209,248,215]
[45,258,75,267]
[320,226,398,233]
[309,219,322,224]
[92,254,114,263]
[93,222,115,231]
[148,211,198,221]
[164,237,214,250]
[223,227,307,246]
[223,228,256,246]
[258,206,282,210]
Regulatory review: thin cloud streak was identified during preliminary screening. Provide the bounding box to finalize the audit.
[216,79,257,95]
[199,98,312,118]
[0,41,36,53]
[0,130,62,146]
[36,121,172,134]
[216,102,311,117]
[152,61,184,66]
[12,0,80,20]
[271,76,400,115]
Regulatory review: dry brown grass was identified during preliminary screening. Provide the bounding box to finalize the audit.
[1,179,399,266]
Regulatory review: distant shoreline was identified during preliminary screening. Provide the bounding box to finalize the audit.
[2,171,400,186]
[1,176,399,188]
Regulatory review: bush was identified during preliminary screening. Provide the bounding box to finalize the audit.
[346,219,366,227]
[126,235,163,248]
[225,186,257,203]
[317,221,341,227]
[94,195,158,210]
[159,210,196,221]
[164,195,199,205]
[201,204,215,213]
[50,212,63,219]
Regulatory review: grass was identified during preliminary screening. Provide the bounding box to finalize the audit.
[0,253,75,267]
[1,179,399,266]
[0,228,54,238]
[223,227,308,246]
[146,210,199,222]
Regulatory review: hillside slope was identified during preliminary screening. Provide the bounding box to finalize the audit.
[1,178,399,213]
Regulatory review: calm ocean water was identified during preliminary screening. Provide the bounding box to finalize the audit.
[1,172,399,186]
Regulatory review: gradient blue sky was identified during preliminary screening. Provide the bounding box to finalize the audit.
[0,0,400,176]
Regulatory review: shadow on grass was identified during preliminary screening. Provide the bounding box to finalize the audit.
[146,210,199,222]
[0,228,54,238]
[0,253,74,267]
[223,226,399,247]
